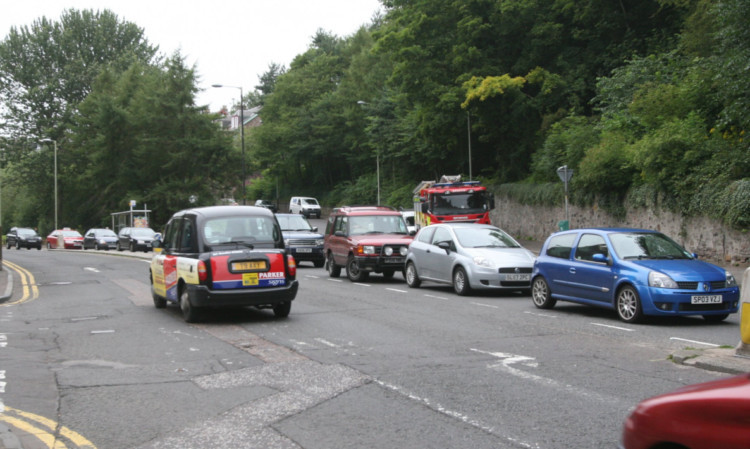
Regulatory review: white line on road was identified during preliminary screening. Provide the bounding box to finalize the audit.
[90,330,115,334]
[326,279,343,283]
[315,338,339,348]
[591,323,635,332]
[424,294,449,301]
[386,288,407,293]
[670,337,720,347]
[471,302,499,309]
[523,311,557,318]
[84,267,100,273]
[353,283,371,287]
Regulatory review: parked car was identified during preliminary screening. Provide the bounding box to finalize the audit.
[531,228,740,323]
[619,373,750,449]
[82,228,118,250]
[254,199,278,213]
[324,206,414,281]
[117,227,156,252]
[6,227,42,250]
[149,205,298,322]
[276,213,325,267]
[46,228,83,249]
[405,223,536,295]
[401,210,416,234]
[289,196,321,218]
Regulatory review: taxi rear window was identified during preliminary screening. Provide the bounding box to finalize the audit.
[203,216,280,245]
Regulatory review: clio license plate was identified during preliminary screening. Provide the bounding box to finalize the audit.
[690,294,722,304]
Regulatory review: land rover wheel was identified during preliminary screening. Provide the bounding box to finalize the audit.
[326,254,341,277]
[346,255,369,282]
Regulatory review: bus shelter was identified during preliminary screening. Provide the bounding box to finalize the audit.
[111,208,152,233]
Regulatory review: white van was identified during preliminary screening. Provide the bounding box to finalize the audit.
[289,197,321,218]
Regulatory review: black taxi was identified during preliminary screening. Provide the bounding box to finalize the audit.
[150,205,298,322]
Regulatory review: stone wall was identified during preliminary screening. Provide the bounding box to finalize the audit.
[490,195,750,264]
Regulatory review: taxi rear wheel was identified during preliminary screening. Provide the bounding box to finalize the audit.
[179,288,199,323]
[273,302,291,318]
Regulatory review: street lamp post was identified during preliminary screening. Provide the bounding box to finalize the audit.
[356,100,379,205]
[40,138,58,230]
[212,84,246,205]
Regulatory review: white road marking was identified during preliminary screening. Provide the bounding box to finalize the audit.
[523,311,557,318]
[670,337,720,347]
[374,379,538,449]
[470,348,620,404]
[90,330,115,334]
[386,288,407,293]
[326,279,343,283]
[424,294,449,301]
[591,323,634,332]
[315,338,338,348]
[304,275,320,279]
[353,283,371,287]
[84,267,100,273]
[471,302,499,309]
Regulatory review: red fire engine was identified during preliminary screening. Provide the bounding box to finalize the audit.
[413,175,495,230]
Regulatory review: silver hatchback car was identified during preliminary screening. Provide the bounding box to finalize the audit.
[405,223,536,295]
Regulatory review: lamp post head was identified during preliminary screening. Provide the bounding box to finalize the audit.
[211,84,223,88]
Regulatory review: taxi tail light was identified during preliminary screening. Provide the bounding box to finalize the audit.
[287,254,297,278]
[197,260,208,282]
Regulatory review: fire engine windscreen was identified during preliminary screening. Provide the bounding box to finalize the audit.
[432,191,489,215]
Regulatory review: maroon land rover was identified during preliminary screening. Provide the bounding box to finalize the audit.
[323,206,415,282]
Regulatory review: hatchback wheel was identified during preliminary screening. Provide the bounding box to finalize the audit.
[453,267,471,296]
[346,255,369,282]
[616,285,643,323]
[531,276,556,309]
[405,262,421,288]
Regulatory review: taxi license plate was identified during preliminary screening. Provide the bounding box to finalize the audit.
[505,274,530,281]
[691,294,722,304]
[242,273,259,286]
[232,261,267,271]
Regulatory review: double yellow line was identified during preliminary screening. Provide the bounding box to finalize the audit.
[1,260,39,305]
[0,406,96,448]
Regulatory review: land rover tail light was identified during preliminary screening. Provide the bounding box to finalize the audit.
[197,260,207,282]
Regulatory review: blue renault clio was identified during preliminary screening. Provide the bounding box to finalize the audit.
[531,228,740,323]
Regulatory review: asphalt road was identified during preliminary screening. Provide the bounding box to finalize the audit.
[0,239,744,449]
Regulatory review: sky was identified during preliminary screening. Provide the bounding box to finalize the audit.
[1,0,383,112]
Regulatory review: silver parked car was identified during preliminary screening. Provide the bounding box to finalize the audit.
[404,223,536,295]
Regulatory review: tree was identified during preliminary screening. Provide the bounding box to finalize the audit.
[69,54,236,229]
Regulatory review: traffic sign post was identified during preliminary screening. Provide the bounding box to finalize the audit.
[556,165,573,229]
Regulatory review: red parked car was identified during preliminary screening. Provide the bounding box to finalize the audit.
[620,373,750,449]
[46,228,84,249]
